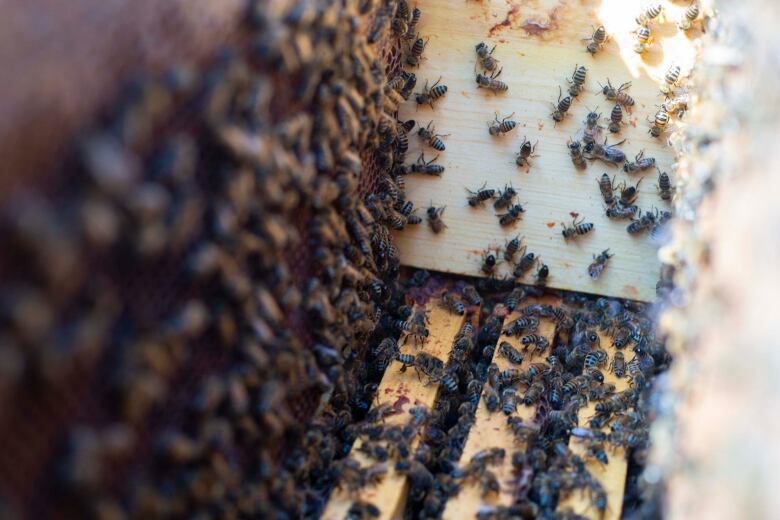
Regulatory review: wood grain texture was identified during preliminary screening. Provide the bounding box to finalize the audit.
[442,311,556,519]
[394,0,697,301]
[556,331,632,520]
[322,303,466,520]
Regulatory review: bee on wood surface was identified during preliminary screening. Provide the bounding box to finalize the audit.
[505,288,527,314]
[661,94,689,118]
[634,25,653,54]
[403,153,445,175]
[400,72,417,100]
[467,378,482,405]
[503,234,522,261]
[405,7,422,39]
[504,317,538,336]
[513,251,536,278]
[417,121,448,151]
[523,381,545,405]
[678,2,700,31]
[657,170,675,201]
[462,285,482,306]
[583,107,603,144]
[406,35,429,67]
[620,177,643,206]
[415,77,448,108]
[406,352,445,384]
[493,185,517,210]
[481,249,498,275]
[584,25,608,55]
[476,68,509,93]
[497,204,525,227]
[440,292,466,315]
[568,139,586,169]
[624,150,655,173]
[585,137,626,165]
[396,0,410,23]
[484,384,500,412]
[501,388,517,415]
[626,209,656,234]
[515,137,538,169]
[467,183,496,207]
[488,112,517,136]
[475,42,499,72]
[636,3,663,26]
[391,16,409,37]
[608,104,623,133]
[661,65,681,95]
[551,87,572,124]
[567,65,587,97]
[535,262,549,286]
[610,351,627,377]
[649,109,670,138]
[427,204,447,233]
[600,79,634,110]
[606,203,639,219]
[588,249,613,280]
[498,341,524,365]
[598,173,617,205]
[561,216,594,240]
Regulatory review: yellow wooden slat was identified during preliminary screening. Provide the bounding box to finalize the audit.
[557,331,632,520]
[322,302,467,520]
[442,309,556,519]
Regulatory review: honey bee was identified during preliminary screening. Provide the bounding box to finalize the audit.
[488,112,517,136]
[475,42,499,72]
[661,94,689,119]
[583,107,603,144]
[498,341,524,365]
[515,138,538,169]
[657,170,675,201]
[513,252,536,278]
[348,500,381,519]
[403,153,445,175]
[606,203,639,219]
[476,69,509,93]
[598,173,617,205]
[405,7,422,39]
[636,3,663,26]
[467,379,482,405]
[661,65,681,95]
[561,216,594,240]
[649,109,670,138]
[493,185,517,210]
[588,249,613,280]
[391,16,409,37]
[396,0,410,22]
[634,25,653,54]
[503,234,521,261]
[535,262,549,286]
[523,381,544,405]
[584,25,608,55]
[415,77,448,108]
[620,177,643,206]
[504,317,538,336]
[467,183,496,207]
[406,35,429,67]
[608,104,623,133]
[567,65,587,97]
[584,137,626,166]
[610,351,627,377]
[501,388,517,415]
[497,204,525,226]
[427,205,447,233]
[624,150,656,173]
[551,87,572,124]
[441,292,466,315]
[600,79,635,110]
[463,285,482,306]
[481,249,498,275]
[484,384,500,412]
[568,139,586,169]
[417,121,448,151]
[678,2,700,31]
[626,209,656,234]
[504,287,526,312]
[400,72,418,100]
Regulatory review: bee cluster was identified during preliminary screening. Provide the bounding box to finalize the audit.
[0,0,444,517]
[319,274,668,518]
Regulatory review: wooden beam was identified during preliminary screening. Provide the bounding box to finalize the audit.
[392,0,697,301]
[321,302,467,520]
[556,331,631,520]
[442,309,556,519]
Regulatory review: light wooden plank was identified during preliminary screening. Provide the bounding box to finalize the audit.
[556,331,632,520]
[441,310,556,520]
[393,0,697,301]
[322,302,466,520]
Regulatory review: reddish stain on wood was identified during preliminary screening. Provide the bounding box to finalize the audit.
[570,211,579,218]
[392,395,410,414]
[546,222,556,228]
[488,3,520,37]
